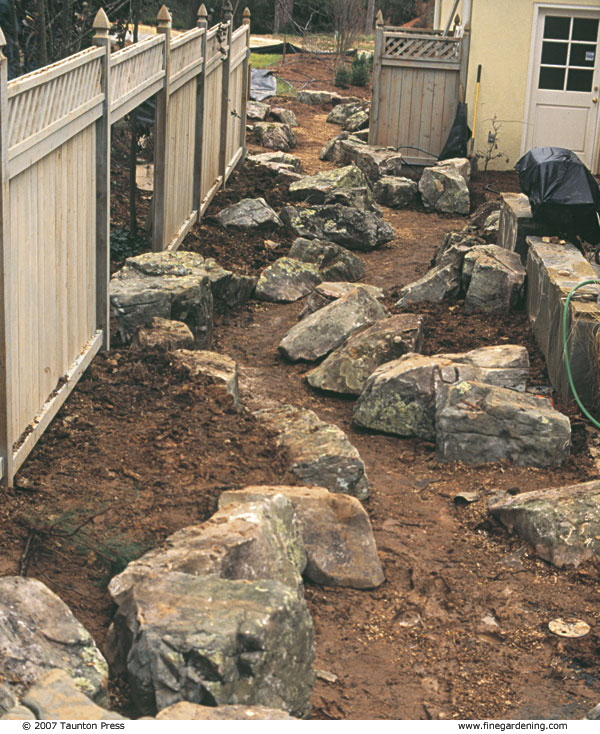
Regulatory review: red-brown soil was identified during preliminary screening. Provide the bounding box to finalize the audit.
[1,55,600,720]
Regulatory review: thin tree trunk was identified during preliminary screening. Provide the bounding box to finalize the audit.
[365,0,375,35]
[38,0,48,67]
[62,0,71,48]
[9,0,22,76]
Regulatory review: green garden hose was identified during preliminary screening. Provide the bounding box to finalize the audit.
[562,279,600,429]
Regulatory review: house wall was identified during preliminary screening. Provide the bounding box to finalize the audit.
[436,0,600,171]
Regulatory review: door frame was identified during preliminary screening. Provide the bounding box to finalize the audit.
[521,2,600,173]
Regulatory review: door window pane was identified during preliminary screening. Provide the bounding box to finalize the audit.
[542,41,568,65]
[539,66,565,89]
[572,18,599,42]
[544,16,570,40]
[569,43,596,67]
[566,68,594,91]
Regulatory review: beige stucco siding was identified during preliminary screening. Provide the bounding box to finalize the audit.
[436,0,600,171]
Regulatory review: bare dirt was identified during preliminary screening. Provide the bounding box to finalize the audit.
[1,54,600,720]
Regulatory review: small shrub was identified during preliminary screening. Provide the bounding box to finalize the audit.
[110,227,148,263]
[334,64,350,87]
[350,54,370,86]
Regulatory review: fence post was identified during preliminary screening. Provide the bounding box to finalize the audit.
[0,27,13,486]
[218,0,233,186]
[368,10,384,146]
[93,8,111,352]
[152,5,171,252]
[239,7,251,166]
[193,4,208,217]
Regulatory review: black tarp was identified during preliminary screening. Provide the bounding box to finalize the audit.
[438,102,471,161]
[515,147,600,245]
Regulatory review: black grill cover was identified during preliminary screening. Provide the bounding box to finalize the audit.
[438,102,471,161]
[515,147,600,245]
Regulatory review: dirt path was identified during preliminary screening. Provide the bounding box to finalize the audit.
[213,101,600,720]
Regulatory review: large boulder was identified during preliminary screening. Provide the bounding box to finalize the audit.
[353,345,530,439]
[462,245,526,314]
[436,380,571,467]
[170,349,241,409]
[247,100,270,120]
[110,253,214,347]
[394,262,461,308]
[333,140,405,182]
[247,151,302,172]
[373,176,418,208]
[327,102,363,125]
[108,497,306,608]
[296,90,359,106]
[419,166,470,215]
[281,204,394,251]
[1,670,125,721]
[298,281,383,319]
[488,480,600,568]
[288,238,365,282]
[255,405,369,500]
[433,230,486,268]
[306,314,424,395]
[278,286,388,362]
[115,574,314,717]
[270,107,298,127]
[343,110,369,132]
[289,165,370,205]
[220,485,385,589]
[0,578,108,711]
[253,122,296,152]
[435,157,471,183]
[216,198,283,231]
[255,258,322,303]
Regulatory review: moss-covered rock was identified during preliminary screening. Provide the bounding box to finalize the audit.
[255,257,322,303]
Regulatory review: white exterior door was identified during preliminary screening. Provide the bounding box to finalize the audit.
[525,6,600,171]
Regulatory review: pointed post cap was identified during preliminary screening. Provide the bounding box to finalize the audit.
[0,26,6,60]
[222,0,233,20]
[93,8,111,34]
[375,10,384,26]
[158,5,171,26]
[198,4,208,22]
[242,7,251,25]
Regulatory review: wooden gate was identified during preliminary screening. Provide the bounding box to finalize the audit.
[369,24,463,165]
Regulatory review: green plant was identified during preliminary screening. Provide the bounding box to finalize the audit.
[474,116,510,171]
[334,64,350,87]
[350,53,370,86]
[110,227,148,263]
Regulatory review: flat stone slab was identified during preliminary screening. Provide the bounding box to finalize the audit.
[108,496,306,609]
[220,485,384,589]
[270,107,298,127]
[281,204,394,251]
[462,245,526,314]
[373,176,418,208]
[343,109,369,132]
[0,578,108,710]
[395,262,460,308]
[489,480,600,568]
[171,349,240,409]
[419,166,470,215]
[255,257,321,302]
[306,314,424,395]
[278,286,388,362]
[289,165,370,205]
[255,405,369,499]
[436,380,571,467]
[115,574,314,717]
[288,238,365,282]
[353,345,529,439]
[132,317,195,351]
[253,122,296,151]
[156,702,295,719]
[298,282,384,319]
[216,197,283,230]
[497,192,544,263]
[247,151,302,172]
[296,90,359,106]
[1,670,125,721]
